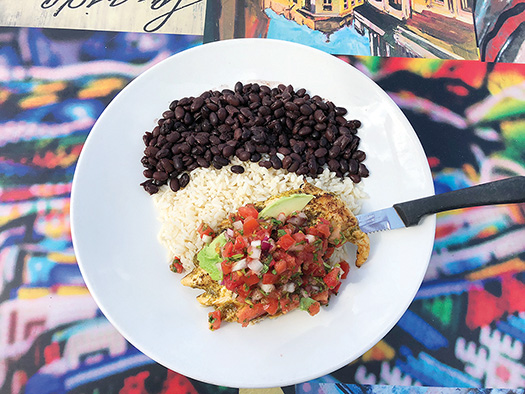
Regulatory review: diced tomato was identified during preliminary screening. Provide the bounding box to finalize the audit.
[274,259,287,275]
[280,295,300,314]
[312,290,329,304]
[221,260,232,275]
[222,241,234,258]
[223,272,243,290]
[292,232,306,243]
[243,273,260,287]
[324,246,335,259]
[331,282,342,295]
[236,284,250,298]
[208,310,221,330]
[277,233,295,251]
[315,221,331,238]
[243,217,259,235]
[307,301,321,316]
[233,236,247,253]
[255,229,271,240]
[238,205,259,220]
[236,303,266,327]
[323,267,341,289]
[340,261,350,279]
[262,297,279,315]
[170,257,184,274]
[262,272,278,284]
[197,223,215,239]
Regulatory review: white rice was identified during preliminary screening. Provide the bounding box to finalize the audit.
[152,157,367,271]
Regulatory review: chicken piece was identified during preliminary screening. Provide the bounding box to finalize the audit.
[181,266,243,322]
[299,182,370,267]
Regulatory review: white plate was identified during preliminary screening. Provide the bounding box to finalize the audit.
[71,38,435,388]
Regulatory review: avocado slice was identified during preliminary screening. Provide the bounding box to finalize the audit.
[259,194,314,218]
[197,232,227,281]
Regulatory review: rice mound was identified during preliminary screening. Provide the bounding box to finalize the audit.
[152,158,367,271]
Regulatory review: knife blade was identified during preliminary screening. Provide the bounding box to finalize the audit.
[356,176,525,234]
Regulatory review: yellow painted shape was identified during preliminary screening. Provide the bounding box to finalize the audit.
[78,78,126,99]
[18,287,50,299]
[0,89,10,104]
[34,81,67,94]
[48,252,77,264]
[488,71,525,95]
[55,286,90,296]
[361,340,395,362]
[240,389,284,394]
[20,94,58,109]
[467,258,525,281]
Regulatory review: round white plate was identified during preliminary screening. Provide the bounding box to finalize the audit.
[71,38,435,388]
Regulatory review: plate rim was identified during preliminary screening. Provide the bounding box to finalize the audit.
[71,38,436,388]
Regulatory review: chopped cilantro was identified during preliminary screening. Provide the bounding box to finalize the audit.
[277,229,287,237]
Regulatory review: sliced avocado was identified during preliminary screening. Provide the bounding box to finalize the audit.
[197,232,227,281]
[259,194,314,218]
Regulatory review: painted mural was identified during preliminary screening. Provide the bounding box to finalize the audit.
[203,0,479,59]
[1,26,525,393]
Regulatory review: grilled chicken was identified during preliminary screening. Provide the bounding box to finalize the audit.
[181,181,370,325]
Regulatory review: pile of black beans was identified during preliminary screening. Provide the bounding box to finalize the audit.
[140,82,369,194]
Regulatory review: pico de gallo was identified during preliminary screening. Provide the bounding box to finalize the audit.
[189,202,351,329]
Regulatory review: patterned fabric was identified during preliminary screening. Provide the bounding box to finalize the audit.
[0,27,524,393]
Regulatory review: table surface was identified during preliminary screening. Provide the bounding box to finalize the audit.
[1,1,525,393]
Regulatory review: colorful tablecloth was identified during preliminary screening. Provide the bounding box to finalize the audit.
[0,12,524,394]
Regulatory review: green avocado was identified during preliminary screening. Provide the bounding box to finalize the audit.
[259,194,314,218]
[197,232,227,281]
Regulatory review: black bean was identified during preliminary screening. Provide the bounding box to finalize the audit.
[256,144,270,153]
[231,165,245,174]
[298,126,312,137]
[237,150,251,161]
[213,156,230,167]
[353,150,366,162]
[155,148,170,159]
[278,147,291,155]
[259,160,272,169]
[358,163,369,177]
[314,147,327,158]
[340,159,349,174]
[190,97,204,112]
[300,104,313,115]
[270,155,282,169]
[197,157,210,168]
[328,145,341,159]
[174,106,185,120]
[288,160,300,172]
[141,180,159,195]
[160,158,174,173]
[348,159,359,174]
[222,145,235,157]
[169,177,180,192]
[349,119,361,129]
[143,169,153,178]
[350,174,361,183]
[179,173,190,188]
[249,152,261,162]
[209,112,219,126]
[235,81,243,93]
[173,156,184,171]
[153,171,168,181]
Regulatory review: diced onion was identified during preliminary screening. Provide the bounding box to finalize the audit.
[226,228,234,238]
[283,282,295,293]
[233,221,243,231]
[232,258,247,271]
[306,234,316,244]
[251,240,261,248]
[277,213,286,222]
[248,259,263,273]
[260,283,275,293]
[249,247,261,260]
[202,234,213,244]
[252,290,263,301]
[261,240,272,252]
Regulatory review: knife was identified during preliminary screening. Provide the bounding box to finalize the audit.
[356,176,525,234]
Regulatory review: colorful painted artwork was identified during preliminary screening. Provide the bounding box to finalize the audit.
[474,0,525,63]
[1,26,525,393]
[203,0,480,59]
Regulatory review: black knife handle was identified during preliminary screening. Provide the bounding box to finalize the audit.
[393,176,525,227]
